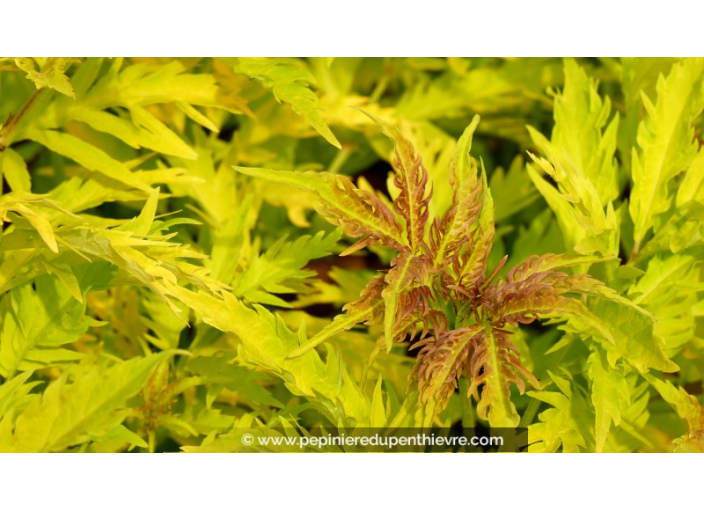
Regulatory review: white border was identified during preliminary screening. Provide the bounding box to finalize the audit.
[1,453,700,508]
[1,1,701,55]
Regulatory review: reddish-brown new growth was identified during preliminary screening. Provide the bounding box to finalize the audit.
[317,173,404,256]
[274,114,625,425]
[390,138,433,253]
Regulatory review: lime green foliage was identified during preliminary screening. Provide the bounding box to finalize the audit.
[0,57,703,452]
[10,58,79,97]
[233,58,341,149]
[526,59,620,258]
[1,352,174,452]
[629,59,704,255]
[0,276,92,378]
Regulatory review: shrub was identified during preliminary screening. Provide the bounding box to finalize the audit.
[0,57,702,452]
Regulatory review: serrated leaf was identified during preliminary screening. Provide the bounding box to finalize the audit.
[578,300,678,373]
[415,324,485,425]
[28,129,151,192]
[233,230,341,306]
[528,373,593,453]
[162,282,371,426]
[0,371,40,417]
[644,374,704,452]
[630,58,704,252]
[431,116,483,267]
[588,346,630,453]
[528,153,619,256]
[14,57,78,97]
[529,58,619,205]
[358,110,432,253]
[0,276,91,378]
[7,351,175,452]
[235,166,405,252]
[234,58,340,148]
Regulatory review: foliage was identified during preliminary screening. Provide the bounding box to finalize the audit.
[0,57,702,452]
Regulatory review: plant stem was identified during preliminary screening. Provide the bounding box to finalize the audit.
[0,89,41,151]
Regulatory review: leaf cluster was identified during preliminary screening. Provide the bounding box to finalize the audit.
[0,57,703,453]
